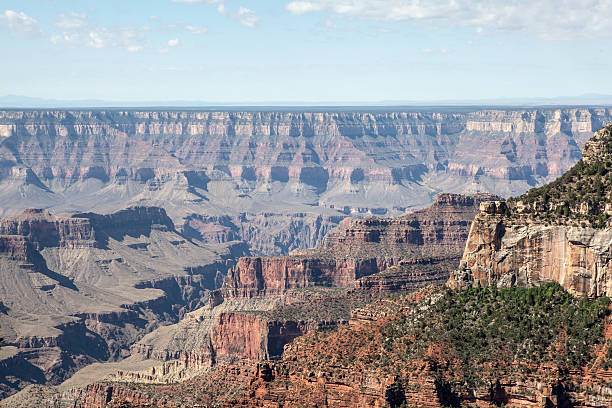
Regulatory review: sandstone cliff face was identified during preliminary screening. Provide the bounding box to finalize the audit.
[451,203,612,297]
[450,124,612,297]
[223,256,379,298]
[0,108,609,255]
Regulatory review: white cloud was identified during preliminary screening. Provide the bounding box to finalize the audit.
[236,6,260,28]
[218,4,260,28]
[286,1,326,15]
[284,0,612,39]
[0,9,41,38]
[168,38,180,47]
[51,26,149,52]
[185,25,208,34]
[56,12,87,29]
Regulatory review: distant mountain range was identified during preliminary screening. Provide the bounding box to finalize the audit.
[1,93,612,108]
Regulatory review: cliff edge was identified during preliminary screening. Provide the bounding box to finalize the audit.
[450,124,612,297]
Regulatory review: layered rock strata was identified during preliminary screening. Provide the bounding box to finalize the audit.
[51,287,612,408]
[450,123,612,297]
[225,193,498,298]
[0,108,610,254]
[0,207,243,398]
[55,192,494,396]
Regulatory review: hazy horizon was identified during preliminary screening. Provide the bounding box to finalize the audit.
[3,92,612,109]
[2,1,612,103]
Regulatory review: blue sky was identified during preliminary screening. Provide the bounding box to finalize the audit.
[1,0,611,103]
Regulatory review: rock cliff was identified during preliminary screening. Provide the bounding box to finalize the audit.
[0,108,609,254]
[225,192,498,298]
[40,192,492,398]
[52,284,612,408]
[450,123,612,297]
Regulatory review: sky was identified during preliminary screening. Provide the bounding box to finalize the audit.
[1,0,611,104]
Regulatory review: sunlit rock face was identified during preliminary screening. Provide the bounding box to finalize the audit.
[450,123,612,298]
[0,108,610,255]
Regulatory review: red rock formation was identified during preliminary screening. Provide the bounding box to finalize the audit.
[225,193,498,298]
[73,288,612,408]
[224,256,379,298]
[211,312,269,360]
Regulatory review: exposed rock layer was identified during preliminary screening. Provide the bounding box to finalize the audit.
[225,193,498,298]
[451,206,612,297]
[0,108,610,254]
[450,123,612,297]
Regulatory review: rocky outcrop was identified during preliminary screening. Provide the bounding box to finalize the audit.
[210,312,316,361]
[223,256,379,298]
[353,259,453,296]
[319,192,496,257]
[225,193,498,298]
[0,208,97,249]
[450,124,612,297]
[449,205,612,297]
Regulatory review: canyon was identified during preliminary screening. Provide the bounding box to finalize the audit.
[1,107,612,406]
[0,108,610,255]
[0,206,245,398]
[0,191,492,406]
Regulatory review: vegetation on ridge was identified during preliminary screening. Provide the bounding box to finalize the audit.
[291,283,610,393]
[507,123,612,228]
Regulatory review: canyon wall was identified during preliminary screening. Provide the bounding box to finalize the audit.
[225,193,497,298]
[0,108,610,254]
[107,192,492,388]
[450,123,612,298]
[51,288,612,408]
[450,201,612,297]
[0,207,243,399]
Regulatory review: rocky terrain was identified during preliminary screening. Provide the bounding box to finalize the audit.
[0,191,491,406]
[224,192,496,298]
[0,206,245,398]
[35,284,612,408]
[0,108,610,255]
[2,109,612,406]
[450,123,612,298]
[106,193,492,377]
